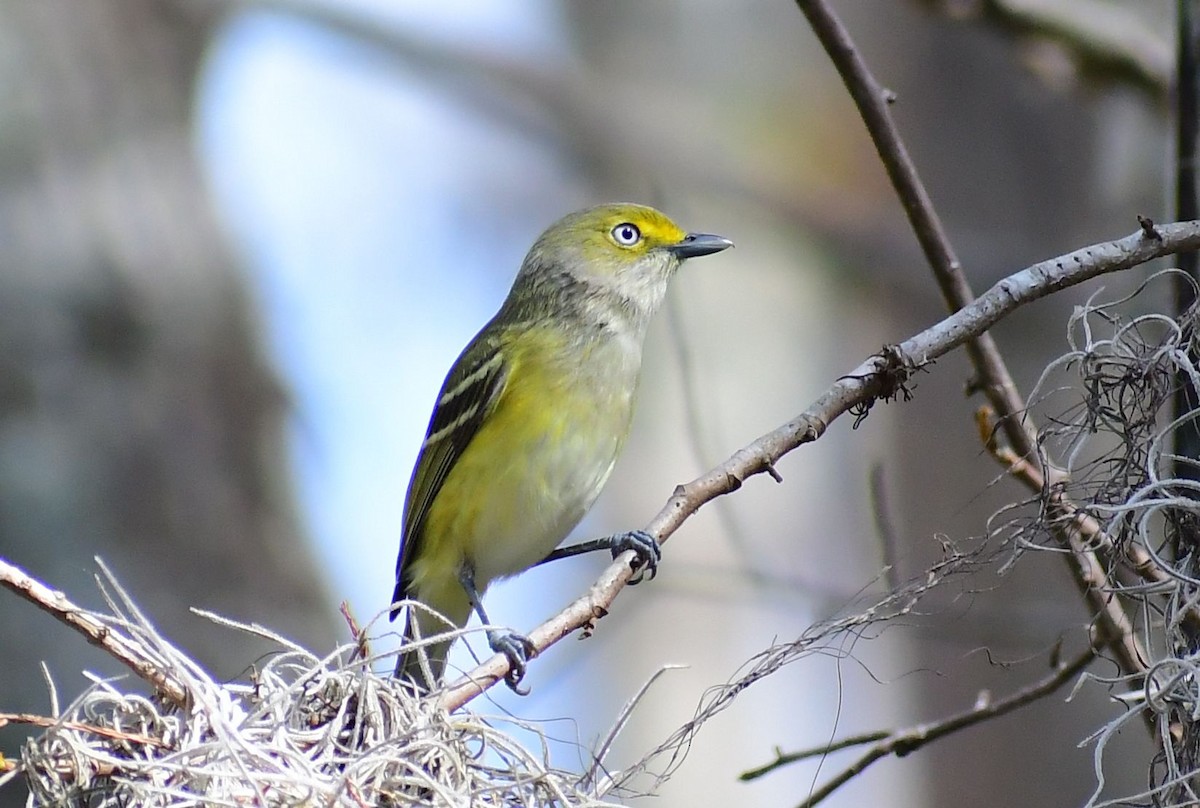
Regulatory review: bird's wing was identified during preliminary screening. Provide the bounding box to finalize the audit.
[390,326,509,616]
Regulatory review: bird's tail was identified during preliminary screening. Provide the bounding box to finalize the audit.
[394,606,454,691]
[392,573,472,690]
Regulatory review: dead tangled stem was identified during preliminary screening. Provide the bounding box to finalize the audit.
[984,273,1200,806]
[0,559,628,807]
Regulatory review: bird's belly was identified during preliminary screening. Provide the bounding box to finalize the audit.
[426,378,631,587]
[470,416,623,582]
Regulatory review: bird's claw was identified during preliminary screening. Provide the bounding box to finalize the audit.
[609,529,661,585]
[487,629,536,694]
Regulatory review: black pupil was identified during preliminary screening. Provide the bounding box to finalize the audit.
[619,225,637,242]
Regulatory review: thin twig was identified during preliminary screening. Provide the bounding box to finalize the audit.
[738,730,888,781]
[438,222,1200,710]
[741,646,1096,806]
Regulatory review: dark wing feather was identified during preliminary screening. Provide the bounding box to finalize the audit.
[390,327,508,618]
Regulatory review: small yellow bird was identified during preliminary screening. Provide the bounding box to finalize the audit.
[390,203,732,691]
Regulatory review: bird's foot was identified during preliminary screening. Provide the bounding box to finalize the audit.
[487,629,536,694]
[608,529,661,584]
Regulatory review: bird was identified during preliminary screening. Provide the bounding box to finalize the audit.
[389,203,732,692]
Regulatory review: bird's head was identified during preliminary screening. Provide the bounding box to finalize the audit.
[516,203,732,329]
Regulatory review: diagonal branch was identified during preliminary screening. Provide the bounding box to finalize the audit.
[438,222,1200,710]
[0,712,168,749]
[0,557,188,708]
[977,408,1160,676]
[797,0,1035,459]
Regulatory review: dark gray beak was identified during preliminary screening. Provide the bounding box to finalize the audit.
[667,232,734,259]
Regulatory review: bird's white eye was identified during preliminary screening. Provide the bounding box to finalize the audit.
[611,222,642,246]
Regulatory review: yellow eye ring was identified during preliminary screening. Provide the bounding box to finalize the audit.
[611,222,641,246]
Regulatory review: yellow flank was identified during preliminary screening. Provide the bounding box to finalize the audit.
[406,323,634,630]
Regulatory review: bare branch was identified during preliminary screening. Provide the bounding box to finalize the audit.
[738,730,888,781]
[797,0,1034,458]
[438,222,1200,710]
[0,557,188,707]
[796,0,1154,712]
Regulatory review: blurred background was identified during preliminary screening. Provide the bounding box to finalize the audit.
[0,0,1174,805]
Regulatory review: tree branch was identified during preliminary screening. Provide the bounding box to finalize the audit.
[438,222,1200,710]
[977,408,1158,673]
[797,0,1035,459]
[0,557,188,708]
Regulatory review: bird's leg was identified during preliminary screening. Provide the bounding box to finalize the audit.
[458,564,535,694]
[535,530,661,584]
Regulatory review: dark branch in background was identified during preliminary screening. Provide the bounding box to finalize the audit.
[438,222,1200,710]
[914,0,1170,104]
[739,646,1097,807]
[1174,1,1200,512]
[868,464,901,592]
[795,0,1153,716]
